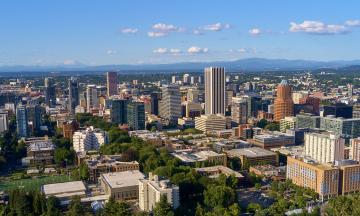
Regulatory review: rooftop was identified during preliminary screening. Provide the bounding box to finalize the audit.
[226,147,276,158]
[101,170,145,188]
[42,181,86,196]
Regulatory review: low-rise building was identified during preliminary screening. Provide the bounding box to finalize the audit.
[226,147,278,169]
[195,114,227,133]
[100,170,145,201]
[249,132,294,149]
[139,173,180,212]
[249,164,281,177]
[171,150,227,166]
[41,181,87,200]
[22,137,55,166]
[280,116,297,133]
[195,165,244,180]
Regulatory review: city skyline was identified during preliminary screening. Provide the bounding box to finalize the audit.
[1,0,360,66]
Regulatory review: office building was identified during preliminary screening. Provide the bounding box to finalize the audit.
[106,72,118,97]
[62,120,79,140]
[304,132,344,163]
[280,116,297,132]
[204,67,225,115]
[68,77,79,114]
[226,147,278,169]
[0,111,8,133]
[86,85,99,113]
[337,160,360,195]
[350,138,360,162]
[184,101,202,118]
[172,150,227,166]
[299,96,320,115]
[110,99,128,125]
[22,137,55,166]
[16,104,28,138]
[187,88,199,103]
[44,77,56,108]
[42,181,86,200]
[286,156,339,200]
[127,101,145,130]
[150,92,159,115]
[250,132,295,149]
[139,173,180,211]
[159,85,181,124]
[27,104,42,132]
[323,103,353,119]
[243,93,262,118]
[73,126,108,152]
[183,74,190,84]
[296,113,321,129]
[231,97,248,125]
[274,80,294,121]
[100,170,145,201]
[195,114,227,133]
[320,116,360,139]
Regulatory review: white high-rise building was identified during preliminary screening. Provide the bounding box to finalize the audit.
[183,74,190,84]
[187,88,199,103]
[72,126,108,152]
[231,97,248,125]
[304,132,344,163]
[86,85,99,113]
[204,67,225,115]
[159,85,181,123]
[139,173,180,212]
[0,111,8,133]
[171,76,177,84]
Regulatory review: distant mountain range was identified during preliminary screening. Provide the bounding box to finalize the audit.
[1,58,360,73]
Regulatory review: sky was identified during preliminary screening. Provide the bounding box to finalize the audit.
[1,0,360,66]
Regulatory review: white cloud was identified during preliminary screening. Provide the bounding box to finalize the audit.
[345,20,360,27]
[63,59,81,65]
[121,28,138,34]
[107,49,117,55]
[289,21,349,35]
[153,48,168,54]
[148,31,168,37]
[193,29,203,35]
[202,22,231,31]
[153,48,182,55]
[238,48,247,53]
[249,28,262,36]
[152,23,179,32]
[187,46,209,54]
[201,22,230,31]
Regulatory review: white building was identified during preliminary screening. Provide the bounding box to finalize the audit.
[304,132,344,163]
[139,173,180,212]
[73,126,108,152]
[204,67,225,115]
[86,84,99,113]
[280,116,297,133]
[195,114,227,133]
[0,111,8,133]
[350,138,360,162]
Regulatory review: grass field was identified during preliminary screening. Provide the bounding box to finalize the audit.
[0,174,74,191]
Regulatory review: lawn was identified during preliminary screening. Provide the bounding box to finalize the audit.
[0,174,74,192]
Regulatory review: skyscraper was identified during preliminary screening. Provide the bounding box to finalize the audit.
[274,80,294,121]
[127,101,145,130]
[68,77,79,114]
[16,104,28,138]
[150,92,159,115]
[159,85,181,123]
[204,67,225,115]
[231,97,248,125]
[110,99,128,125]
[106,72,118,97]
[27,104,42,133]
[44,77,56,108]
[86,85,99,113]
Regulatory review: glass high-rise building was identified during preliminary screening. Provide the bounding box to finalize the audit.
[110,99,128,125]
[127,101,145,130]
[68,77,79,114]
[44,77,56,108]
[16,104,28,138]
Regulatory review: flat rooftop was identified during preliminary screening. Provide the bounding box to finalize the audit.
[195,165,244,178]
[226,147,276,158]
[101,170,145,188]
[42,181,86,196]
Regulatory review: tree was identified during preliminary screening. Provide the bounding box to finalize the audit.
[67,196,85,216]
[54,148,75,166]
[79,162,89,181]
[255,183,262,190]
[204,185,235,208]
[247,203,262,213]
[256,119,268,129]
[46,196,61,216]
[153,195,174,216]
[102,197,131,216]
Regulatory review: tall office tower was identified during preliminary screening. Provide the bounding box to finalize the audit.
[86,85,99,113]
[225,90,234,108]
[159,85,182,123]
[68,77,79,114]
[190,76,196,85]
[231,97,248,125]
[204,67,225,115]
[171,76,177,84]
[187,88,199,103]
[274,80,294,121]
[0,111,8,133]
[304,132,344,163]
[243,93,262,118]
[106,72,118,97]
[27,105,42,132]
[183,74,190,84]
[16,104,28,138]
[244,82,254,92]
[150,92,159,115]
[44,77,56,108]
[198,76,202,84]
[111,99,128,125]
[350,138,360,162]
[127,101,145,130]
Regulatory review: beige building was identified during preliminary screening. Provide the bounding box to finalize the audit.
[226,147,278,169]
[286,156,339,200]
[100,170,145,201]
[195,114,227,133]
[304,132,344,164]
[350,138,360,162]
[41,181,86,200]
[338,161,360,195]
[204,67,225,115]
[280,116,297,133]
[139,173,180,212]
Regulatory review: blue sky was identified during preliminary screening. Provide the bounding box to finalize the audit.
[1,0,360,66]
